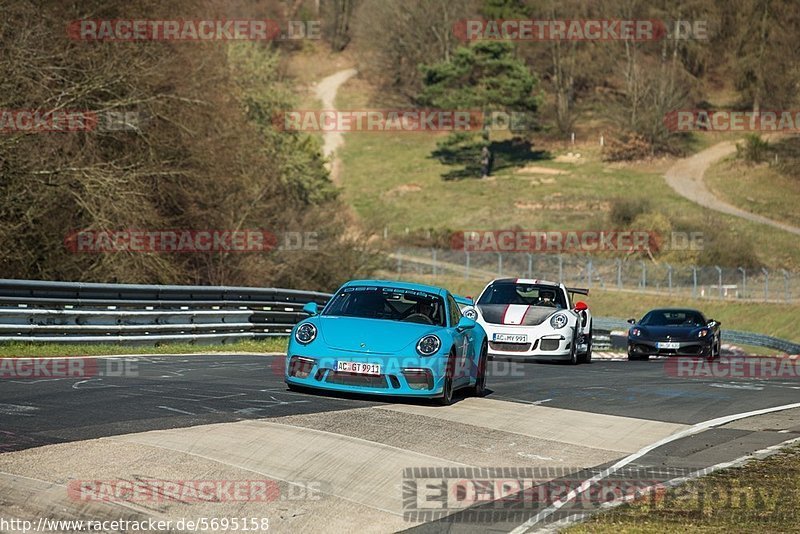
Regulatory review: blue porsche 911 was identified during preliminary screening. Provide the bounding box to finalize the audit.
[285,280,488,405]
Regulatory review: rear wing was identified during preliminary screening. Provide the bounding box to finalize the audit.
[567,287,589,296]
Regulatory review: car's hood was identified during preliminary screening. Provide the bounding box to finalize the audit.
[637,325,705,340]
[478,304,556,326]
[317,316,437,353]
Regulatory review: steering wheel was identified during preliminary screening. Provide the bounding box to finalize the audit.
[403,313,434,325]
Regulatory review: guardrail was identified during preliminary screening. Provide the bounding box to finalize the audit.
[0,279,797,353]
[0,279,331,345]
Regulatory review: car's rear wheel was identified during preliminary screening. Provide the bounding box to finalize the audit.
[438,351,456,406]
[471,341,488,397]
[579,323,593,364]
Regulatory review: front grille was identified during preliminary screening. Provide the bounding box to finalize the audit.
[325,371,388,388]
[490,341,532,352]
[540,339,560,351]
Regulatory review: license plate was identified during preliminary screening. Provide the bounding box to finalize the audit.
[657,342,680,349]
[494,333,528,343]
[336,361,381,375]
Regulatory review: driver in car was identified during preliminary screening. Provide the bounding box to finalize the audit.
[538,290,558,308]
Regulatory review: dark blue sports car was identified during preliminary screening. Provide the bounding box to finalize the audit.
[627,308,721,360]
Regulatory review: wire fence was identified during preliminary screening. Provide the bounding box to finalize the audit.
[392,248,798,303]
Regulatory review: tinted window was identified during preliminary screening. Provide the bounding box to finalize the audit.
[641,310,705,327]
[477,282,566,309]
[446,293,462,327]
[322,286,446,326]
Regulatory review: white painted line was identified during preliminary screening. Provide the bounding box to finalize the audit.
[531,435,800,533]
[156,405,195,416]
[708,383,764,391]
[511,401,800,533]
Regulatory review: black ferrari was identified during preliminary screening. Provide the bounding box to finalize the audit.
[627,308,721,361]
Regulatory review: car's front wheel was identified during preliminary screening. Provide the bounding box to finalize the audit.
[471,341,488,397]
[568,328,578,365]
[438,351,456,406]
[627,347,649,361]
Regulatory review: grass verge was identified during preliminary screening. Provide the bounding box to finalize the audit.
[0,338,288,358]
[565,443,800,533]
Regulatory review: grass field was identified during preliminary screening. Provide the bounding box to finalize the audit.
[335,80,800,270]
[565,443,800,533]
[705,137,800,229]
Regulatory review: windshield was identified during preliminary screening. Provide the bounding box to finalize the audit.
[322,286,446,326]
[477,282,566,309]
[641,310,705,327]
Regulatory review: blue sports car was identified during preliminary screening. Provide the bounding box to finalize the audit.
[285,280,488,405]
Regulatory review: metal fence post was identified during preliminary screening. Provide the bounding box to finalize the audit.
[497,253,503,276]
[667,264,672,295]
[465,252,470,280]
[616,259,622,289]
[762,268,769,301]
[641,260,646,288]
[431,248,437,277]
[715,265,723,299]
[738,267,746,299]
[782,269,790,302]
[587,258,593,289]
[558,255,563,283]
[692,266,697,298]
[527,254,533,278]
[397,249,403,275]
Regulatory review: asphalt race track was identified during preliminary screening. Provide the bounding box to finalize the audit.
[1,353,799,533]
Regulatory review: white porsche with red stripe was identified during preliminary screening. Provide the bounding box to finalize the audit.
[462,278,593,364]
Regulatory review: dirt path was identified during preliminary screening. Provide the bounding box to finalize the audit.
[313,67,357,181]
[664,140,800,236]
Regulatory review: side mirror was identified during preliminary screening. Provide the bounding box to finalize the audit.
[456,316,476,331]
[627,318,637,325]
[302,302,319,316]
[574,301,588,311]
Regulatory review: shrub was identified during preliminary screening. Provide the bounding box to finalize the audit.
[609,198,652,227]
[735,134,770,164]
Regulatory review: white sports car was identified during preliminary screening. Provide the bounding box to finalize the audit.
[462,278,593,364]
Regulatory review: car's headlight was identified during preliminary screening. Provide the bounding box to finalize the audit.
[631,328,641,337]
[463,308,477,320]
[698,329,709,338]
[416,335,441,356]
[295,322,317,344]
[550,313,568,329]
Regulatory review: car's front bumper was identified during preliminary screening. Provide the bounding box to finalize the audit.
[283,352,449,397]
[627,338,712,357]
[486,333,575,360]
